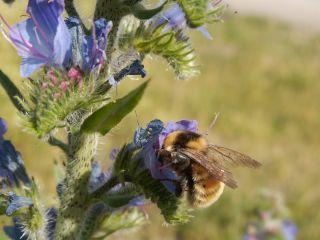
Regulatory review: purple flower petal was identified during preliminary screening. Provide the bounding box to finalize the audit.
[150,3,214,39]
[282,220,298,240]
[141,142,178,194]
[5,192,33,216]
[197,26,213,40]
[3,0,71,77]
[45,208,58,240]
[0,141,31,187]
[82,19,112,71]
[128,195,145,206]
[109,148,120,161]
[137,119,198,194]
[159,120,198,147]
[66,17,112,72]
[88,162,112,193]
[0,118,8,139]
[3,217,28,240]
[0,119,30,187]
[151,3,187,32]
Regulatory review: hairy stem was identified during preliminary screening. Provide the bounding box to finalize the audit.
[92,175,120,198]
[65,0,80,18]
[77,203,108,239]
[64,0,89,33]
[53,2,131,239]
[54,132,99,240]
[48,136,69,154]
[106,19,121,68]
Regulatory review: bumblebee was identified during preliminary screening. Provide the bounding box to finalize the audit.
[158,130,261,208]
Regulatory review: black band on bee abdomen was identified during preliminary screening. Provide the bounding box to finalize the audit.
[173,131,202,149]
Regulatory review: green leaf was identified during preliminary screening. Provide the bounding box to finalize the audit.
[0,70,26,113]
[131,1,167,20]
[81,81,149,135]
[134,28,199,80]
[2,0,15,4]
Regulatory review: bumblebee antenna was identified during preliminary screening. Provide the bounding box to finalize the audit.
[205,112,220,136]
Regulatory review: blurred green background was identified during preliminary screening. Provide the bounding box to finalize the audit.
[1,1,320,239]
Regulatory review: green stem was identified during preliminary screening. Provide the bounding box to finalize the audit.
[91,175,120,198]
[54,132,99,240]
[77,203,108,239]
[106,19,121,69]
[53,1,133,239]
[48,136,69,154]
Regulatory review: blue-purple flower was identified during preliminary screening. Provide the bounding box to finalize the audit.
[158,120,198,147]
[109,148,120,161]
[243,189,298,240]
[1,0,112,78]
[88,162,112,193]
[66,17,113,72]
[83,19,112,71]
[45,208,58,240]
[282,220,298,240]
[152,3,187,32]
[135,119,198,194]
[0,117,7,141]
[3,217,28,240]
[150,3,213,39]
[0,118,30,188]
[2,192,33,216]
[0,0,71,77]
[128,195,145,207]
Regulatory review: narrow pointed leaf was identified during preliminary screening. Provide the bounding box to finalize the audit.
[81,81,149,135]
[2,0,15,4]
[0,70,26,113]
[131,1,167,20]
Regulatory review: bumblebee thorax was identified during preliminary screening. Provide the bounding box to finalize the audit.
[163,130,208,152]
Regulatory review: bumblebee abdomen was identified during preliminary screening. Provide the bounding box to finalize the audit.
[189,164,225,208]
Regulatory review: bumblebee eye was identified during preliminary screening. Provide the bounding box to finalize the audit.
[175,153,189,162]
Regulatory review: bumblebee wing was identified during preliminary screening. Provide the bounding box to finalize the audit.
[177,149,239,189]
[208,144,261,169]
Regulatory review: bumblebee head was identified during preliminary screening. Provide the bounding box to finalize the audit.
[158,149,191,173]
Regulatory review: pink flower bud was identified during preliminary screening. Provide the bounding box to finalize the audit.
[77,79,83,90]
[68,67,83,81]
[47,70,58,85]
[41,82,49,90]
[53,92,61,99]
[59,81,69,92]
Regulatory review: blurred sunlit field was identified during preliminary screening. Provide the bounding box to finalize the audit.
[1,1,320,239]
